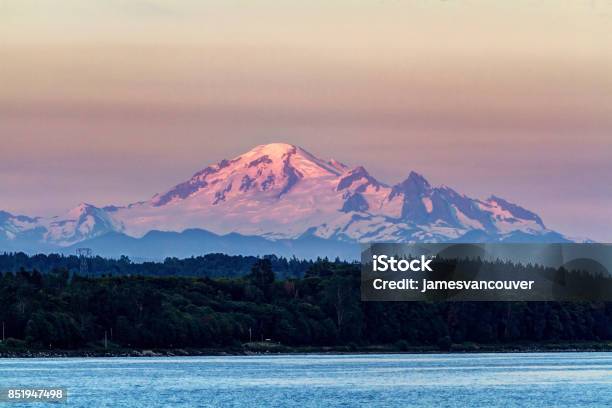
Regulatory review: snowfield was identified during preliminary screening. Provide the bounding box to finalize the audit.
[0,143,574,249]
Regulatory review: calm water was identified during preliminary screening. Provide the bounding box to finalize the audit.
[1,353,611,407]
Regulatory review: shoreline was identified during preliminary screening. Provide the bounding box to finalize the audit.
[2,342,612,358]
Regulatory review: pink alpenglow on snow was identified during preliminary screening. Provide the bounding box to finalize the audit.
[0,143,575,249]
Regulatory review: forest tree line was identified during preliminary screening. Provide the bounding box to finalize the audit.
[0,255,612,350]
[0,252,321,280]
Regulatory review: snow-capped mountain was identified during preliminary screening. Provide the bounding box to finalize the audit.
[43,203,125,246]
[1,204,123,248]
[0,143,574,257]
[0,211,44,242]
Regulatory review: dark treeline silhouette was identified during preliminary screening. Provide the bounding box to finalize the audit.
[0,252,328,280]
[1,256,612,351]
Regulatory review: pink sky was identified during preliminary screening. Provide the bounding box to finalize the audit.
[1,1,611,241]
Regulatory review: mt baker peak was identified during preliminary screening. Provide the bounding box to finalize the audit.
[152,143,350,207]
[1,142,571,249]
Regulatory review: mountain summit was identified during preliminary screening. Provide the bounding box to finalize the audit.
[1,143,572,255]
[151,143,345,208]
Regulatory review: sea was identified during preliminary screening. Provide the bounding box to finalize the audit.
[1,352,611,407]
